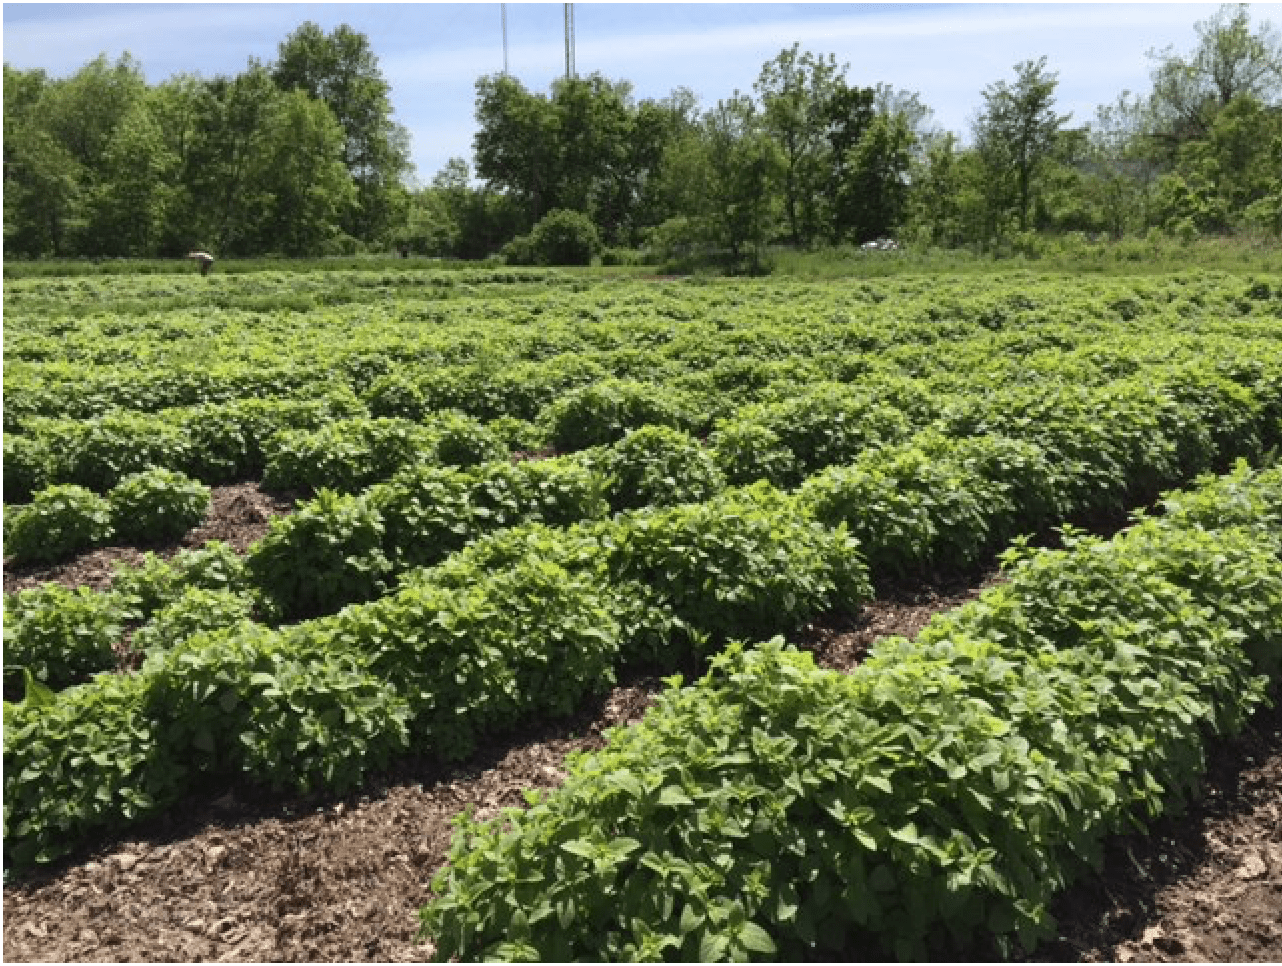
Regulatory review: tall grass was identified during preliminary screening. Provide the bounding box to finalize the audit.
[770,232,1282,279]
[2,255,499,281]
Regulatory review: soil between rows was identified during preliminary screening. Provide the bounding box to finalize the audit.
[3,482,1280,962]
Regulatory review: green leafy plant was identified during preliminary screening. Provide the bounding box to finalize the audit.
[262,417,438,494]
[4,485,114,564]
[245,490,391,621]
[593,425,727,511]
[421,464,1282,963]
[2,435,50,504]
[130,587,256,658]
[3,584,125,688]
[109,541,246,620]
[542,379,701,451]
[108,468,210,545]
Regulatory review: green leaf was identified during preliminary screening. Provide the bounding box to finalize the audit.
[699,931,729,962]
[659,786,693,807]
[738,922,777,955]
[560,838,595,859]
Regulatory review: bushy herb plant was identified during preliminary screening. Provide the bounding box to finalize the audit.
[245,489,391,621]
[4,484,113,564]
[3,584,125,687]
[108,468,210,545]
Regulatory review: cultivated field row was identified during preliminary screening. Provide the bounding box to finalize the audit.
[4,269,1282,960]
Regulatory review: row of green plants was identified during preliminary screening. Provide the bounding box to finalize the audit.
[419,461,1282,961]
[6,271,1276,435]
[4,542,249,691]
[8,312,1279,507]
[4,468,210,565]
[8,353,1276,867]
[3,481,865,867]
[7,275,1279,515]
[0,265,567,320]
[8,346,1278,689]
[194,353,1282,622]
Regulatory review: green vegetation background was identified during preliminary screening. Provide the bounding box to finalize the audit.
[5,5,1281,271]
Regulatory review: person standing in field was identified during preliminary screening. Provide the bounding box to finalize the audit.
[187,251,215,276]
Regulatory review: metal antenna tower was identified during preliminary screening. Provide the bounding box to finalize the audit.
[564,3,576,79]
[501,3,509,74]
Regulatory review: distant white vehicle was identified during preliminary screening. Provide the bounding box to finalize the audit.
[860,238,899,252]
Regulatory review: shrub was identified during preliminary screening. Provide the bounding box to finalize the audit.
[593,426,726,511]
[709,421,799,488]
[263,417,438,494]
[3,435,49,503]
[487,415,551,453]
[4,673,187,867]
[304,556,620,760]
[110,541,246,620]
[108,469,211,546]
[3,584,125,687]
[605,483,872,662]
[364,372,428,421]
[130,587,257,658]
[542,379,700,451]
[507,209,603,267]
[4,485,113,564]
[245,490,391,621]
[59,413,190,491]
[432,411,508,468]
[179,392,368,483]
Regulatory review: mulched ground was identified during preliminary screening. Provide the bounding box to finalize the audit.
[3,482,298,596]
[4,481,1281,962]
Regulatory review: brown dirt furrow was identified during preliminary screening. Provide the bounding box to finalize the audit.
[3,481,298,596]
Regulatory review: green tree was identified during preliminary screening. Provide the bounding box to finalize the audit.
[837,111,914,242]
[1079,91,1163,237]
[86,97,177,255]
[3,65,83,256]
[972,56,1071,234]
[702,93,782,265]
[273,22,413,245]
[1148,3,1282,146]
[473,73,559,226]
[181,63,282,255]
[5,54,148,255]
[754,44,845,244]
[40,53,148,175]
[550,74,638,242]
[242,89,356,255]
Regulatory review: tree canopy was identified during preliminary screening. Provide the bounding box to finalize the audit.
[5,4,1280,262]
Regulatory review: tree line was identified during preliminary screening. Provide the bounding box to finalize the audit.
[5,5,1281,264]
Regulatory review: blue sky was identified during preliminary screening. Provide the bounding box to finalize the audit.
[2,3,1252,183]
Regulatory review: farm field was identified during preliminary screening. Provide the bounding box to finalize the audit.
[4,266,1282,961]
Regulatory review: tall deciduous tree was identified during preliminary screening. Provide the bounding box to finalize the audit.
[473,73,558,225]
[87,97,177,255]
[702,93,782,264]
[1148,3,1282,145]
[838,112,914,242]
[754,44,845,244]
[972,56,1070,233]
[181,62,280,254]
[273,22,412,244]
[3,64,83,256]
[243,89,356,255]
